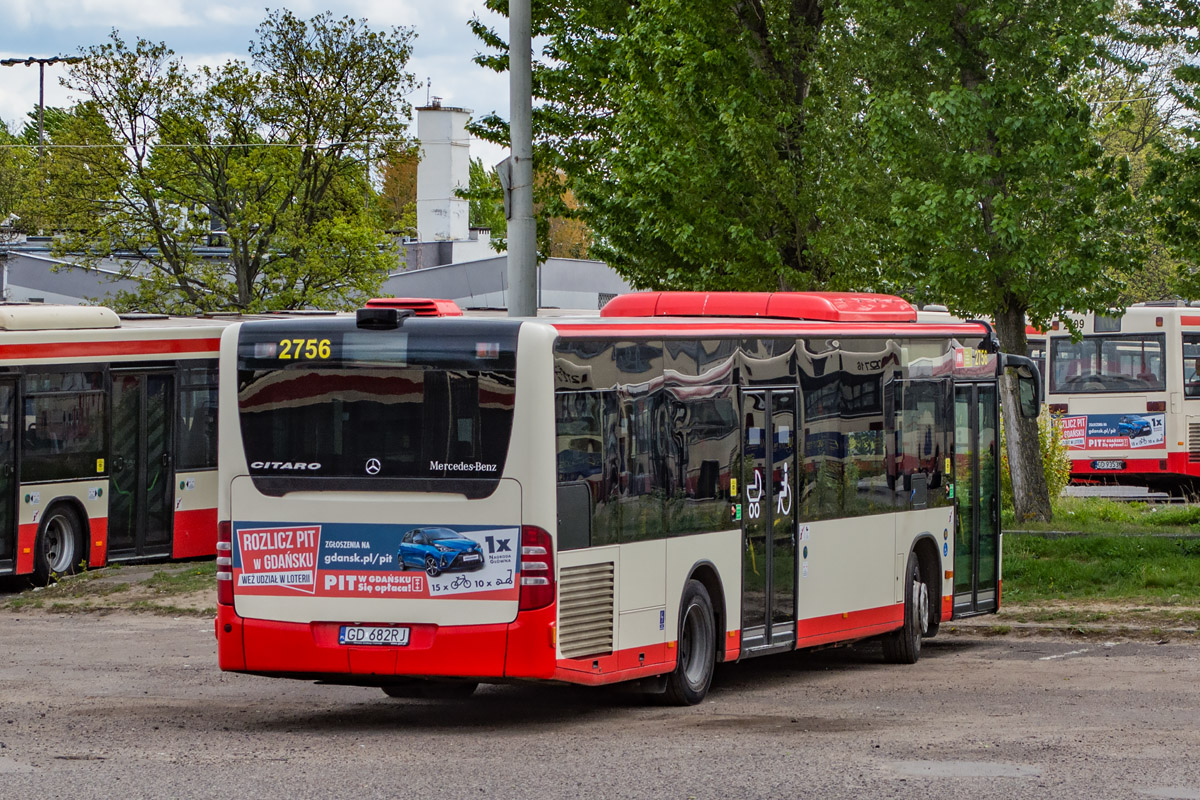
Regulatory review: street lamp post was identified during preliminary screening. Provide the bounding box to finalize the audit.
[506,0,537,318]
[0,55,84,160]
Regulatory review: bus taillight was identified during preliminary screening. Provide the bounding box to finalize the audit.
[519,526,555,611]
[216,521,233,606]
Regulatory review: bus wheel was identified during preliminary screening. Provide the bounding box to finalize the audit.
[883,551,926,665]
[34,505,84,585]
[424,556,441,577]
[664,579,716,706]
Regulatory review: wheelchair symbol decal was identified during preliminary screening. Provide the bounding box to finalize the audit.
[776,462,792,516]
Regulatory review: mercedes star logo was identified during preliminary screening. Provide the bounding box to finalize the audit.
[365,458,381,475]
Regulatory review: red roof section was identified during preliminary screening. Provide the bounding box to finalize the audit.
[365,297,464,317]
[600,292,917,323]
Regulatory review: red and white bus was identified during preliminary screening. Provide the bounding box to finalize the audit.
[215,292,1039,703]
[1044,304,1200,488]
[0,304,228,582]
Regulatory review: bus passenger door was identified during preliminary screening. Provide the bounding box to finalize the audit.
[108,371,175,559]
[0,379,16,572]
[740,388,797,654]
[953,383,999,615]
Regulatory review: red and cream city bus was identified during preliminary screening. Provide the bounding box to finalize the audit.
[1044,304,1200,488]
[215,292,1039,704]
[0,304,226,582]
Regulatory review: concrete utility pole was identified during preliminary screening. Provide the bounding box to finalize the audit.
[0,56,83,161]
[506,0,538,317]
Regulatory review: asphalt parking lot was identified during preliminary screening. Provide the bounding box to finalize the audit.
[1,610,1199,799]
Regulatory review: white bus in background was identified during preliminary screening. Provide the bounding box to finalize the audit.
[215,292,1040,704]
[1044,303,1200,489]
[0,305,226,583]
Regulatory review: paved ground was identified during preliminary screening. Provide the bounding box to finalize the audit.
[1,610,1199,799]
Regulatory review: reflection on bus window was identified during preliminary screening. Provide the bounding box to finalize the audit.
[179,364,219,470]
[22,371,106,482]
[1050,335,1165,393]
[894,380,951,508]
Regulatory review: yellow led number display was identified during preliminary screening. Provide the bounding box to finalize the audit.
[277,338,332,360]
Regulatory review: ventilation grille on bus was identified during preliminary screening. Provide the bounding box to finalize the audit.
[558,562,615,659]
[1189,422,1200,463]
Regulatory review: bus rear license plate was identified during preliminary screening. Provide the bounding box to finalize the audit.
[1091,460,1126,471]
[339,625,410,646]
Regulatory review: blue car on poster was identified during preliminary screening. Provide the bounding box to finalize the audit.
[398,528,485,577]
[1117,415,1152,439]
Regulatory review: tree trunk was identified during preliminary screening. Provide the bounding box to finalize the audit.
[993,304,1052,522]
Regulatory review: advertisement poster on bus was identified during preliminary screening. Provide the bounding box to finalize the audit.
[1057,413,1165,450]
[232,522,519,601]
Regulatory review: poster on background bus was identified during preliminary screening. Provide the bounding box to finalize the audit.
[1058,413,1166,450]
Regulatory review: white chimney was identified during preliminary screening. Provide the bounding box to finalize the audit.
[416,99,472,242]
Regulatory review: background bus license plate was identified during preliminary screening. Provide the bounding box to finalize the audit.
[1091,460,1126,471]
[339,625,409,646]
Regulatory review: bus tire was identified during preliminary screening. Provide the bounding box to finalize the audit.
[883,551,927,665]
[34,505,84,585]
[664,579,716,706]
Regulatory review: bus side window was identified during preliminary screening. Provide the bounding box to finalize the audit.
[179,364,219,470]
[1184,335,1200,398]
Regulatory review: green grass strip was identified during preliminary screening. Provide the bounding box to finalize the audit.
[1004,534,1200,603]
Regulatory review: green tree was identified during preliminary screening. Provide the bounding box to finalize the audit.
[0,119,22,237]
[469,0,887,288]
[1143,0,1200,297]
[472,0,1168,522]
[466,156,507,242]
[1,108,79,236]
[42,11,417,313]
[857,0,1142,522]
[378,144,419,235]
[1085,0,1193,303]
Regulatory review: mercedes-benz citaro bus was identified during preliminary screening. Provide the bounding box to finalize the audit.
[215,292,1040,704]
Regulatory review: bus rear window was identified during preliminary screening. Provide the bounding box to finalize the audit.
[236,320,518,497]
[1050,334,1165,393]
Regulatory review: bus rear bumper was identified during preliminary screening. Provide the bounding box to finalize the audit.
[216,604,558,681]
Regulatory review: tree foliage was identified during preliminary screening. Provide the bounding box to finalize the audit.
[470,0,889,289]
[378,145,419,236]
[472,0,1192,522]
[466,156,507,241]
[856,0,1143,521]
[0,120,23,238]
[1143,0,1200,298]
[37,11,417,313]
[1086,0,1194,303]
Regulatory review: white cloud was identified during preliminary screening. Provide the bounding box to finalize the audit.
[3,0,197,32]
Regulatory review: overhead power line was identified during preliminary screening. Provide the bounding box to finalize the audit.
[0,139,407,152]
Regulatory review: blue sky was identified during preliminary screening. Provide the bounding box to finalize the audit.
[0,0,512,166]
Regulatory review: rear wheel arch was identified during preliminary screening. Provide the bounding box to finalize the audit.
[33,498,90,583]
[910,534,943,634]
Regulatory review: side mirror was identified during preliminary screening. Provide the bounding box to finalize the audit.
[1002,354,1042,418]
